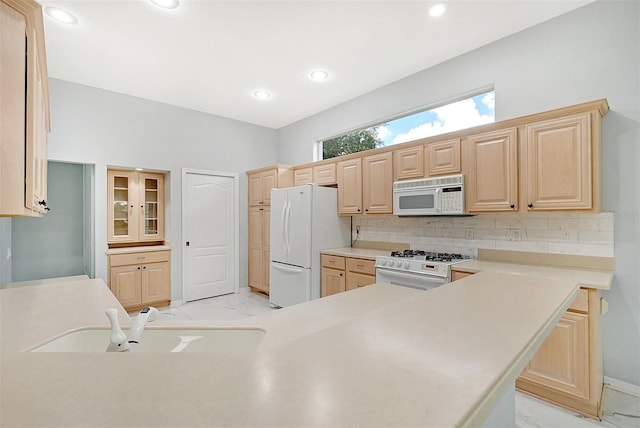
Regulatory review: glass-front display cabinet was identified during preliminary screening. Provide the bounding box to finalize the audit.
[107,169,165,244]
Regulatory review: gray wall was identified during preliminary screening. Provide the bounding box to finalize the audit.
[276,1,640,385]
[45,79,279,301]
[0,219,11,284]
[11,162,85,281]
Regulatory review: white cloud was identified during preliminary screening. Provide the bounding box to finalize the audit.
[376,124,392,142]
[482,92,495,111]
[391,98,494,145]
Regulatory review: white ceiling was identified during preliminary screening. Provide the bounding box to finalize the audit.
[41,0,593,129]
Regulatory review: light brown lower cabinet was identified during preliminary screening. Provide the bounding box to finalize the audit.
[517,287,603,419]
[321,254,376,297]
[108,250,171,312]
[451,270,474,281]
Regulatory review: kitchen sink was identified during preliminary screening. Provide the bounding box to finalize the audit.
[30,327,266,353]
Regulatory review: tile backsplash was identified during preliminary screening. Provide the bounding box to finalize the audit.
[353,212,614,258]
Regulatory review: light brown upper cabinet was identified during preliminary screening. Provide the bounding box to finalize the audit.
[394,145,424,181]
[0,0,50,217]
[524,113,598,211]
[337,158,363,215]
[425,138,461,177]
[248,165,292,206]
[466,128,519,212]
[363,152,393,214]
[108,170,165,244]
[313,162,337,186]
[293,167,312,186]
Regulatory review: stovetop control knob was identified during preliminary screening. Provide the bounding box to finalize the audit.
[395,260,403,268]
[403,260,410,269]
[379,258,387,267]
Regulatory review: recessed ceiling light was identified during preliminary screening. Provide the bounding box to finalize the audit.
[428,3,446,18]
[44,7,79,25]
[135,168,144,171]
[310,70,329,81]
[150,0,180,10]
[253,90,271,100]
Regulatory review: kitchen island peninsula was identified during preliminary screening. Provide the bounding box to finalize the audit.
[1,271,579,427]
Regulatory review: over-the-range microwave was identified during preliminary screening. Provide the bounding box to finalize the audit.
[393,174,465,216]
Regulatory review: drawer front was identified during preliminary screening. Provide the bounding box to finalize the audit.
[346,271,376,291]
[110,250,170,267]
[321,254,345,270]
[346,257,376,275]
[568,289,589,312]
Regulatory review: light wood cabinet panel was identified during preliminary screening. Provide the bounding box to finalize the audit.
[337,158,363,215]
[345,257,376,276]
[248,204,271,294]
[345,271,376,291]
[525,113,593,210]
[108,170,165,244]
[108,250,172,311]
[0,0,50,217]
[321,267,345,297]
[520,311,590,399]
[313,163,337,185]
[394,146,424,181]
[451,270,474,281]
[141,261,171,305]
[517,287,603,419]
[467,128,518,212]
[248,165,292,207]
[294,167,312,186]
[321,254,345,270]
[425,138,461,177]
[248,245,264,290]
[363,152,393,214]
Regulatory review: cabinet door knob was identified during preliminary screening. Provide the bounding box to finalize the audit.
[510,204,515,209]
[137,266,141,270]
[365,209,369,212]
[528,203,533,208]
[38,200,47,206]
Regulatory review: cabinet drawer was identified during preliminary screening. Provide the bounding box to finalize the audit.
[321,254,345,270]
[346,271,376,291]
[109,250,170,267]
[346,257,376,275]
[568,289,589,312]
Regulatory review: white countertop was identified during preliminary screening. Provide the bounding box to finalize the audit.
[453,259,613,290]
[105,245,172,255]
[321,246,390,259]
[0,273,578,427]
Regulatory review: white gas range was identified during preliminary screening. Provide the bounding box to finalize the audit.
[375,250,475,291]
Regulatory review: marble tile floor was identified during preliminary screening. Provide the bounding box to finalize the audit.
[154,288,640,428]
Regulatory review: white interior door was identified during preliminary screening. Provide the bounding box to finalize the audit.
[183,170,238,302]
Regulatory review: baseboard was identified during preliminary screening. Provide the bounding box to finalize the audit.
[604,376,640,397]
[170,299,183,308]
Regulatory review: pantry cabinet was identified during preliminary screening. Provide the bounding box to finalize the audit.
[108,249,171,312]
[107,170,165,244]
[466,128,519,212]
[247,165,292,295]
[517,287,603,419]
[0,0,50,217]
[248,206,271,294]
[524,113,597,211]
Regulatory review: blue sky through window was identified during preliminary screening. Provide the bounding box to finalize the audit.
[375,91,495,146]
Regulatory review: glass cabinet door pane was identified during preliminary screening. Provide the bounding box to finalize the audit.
[113,176,129,236]
[144,178,159,235]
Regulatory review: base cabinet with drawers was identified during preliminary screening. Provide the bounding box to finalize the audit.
[108,249,171,312]
[321,254,376,297]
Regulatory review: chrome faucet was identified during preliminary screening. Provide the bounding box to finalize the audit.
[105,307,158,352]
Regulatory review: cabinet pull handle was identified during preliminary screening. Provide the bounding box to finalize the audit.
[38,200,47,206]
[329,260,335,264]
[528,203,533,208]
[137,256,146,260]
[357,264,364,268]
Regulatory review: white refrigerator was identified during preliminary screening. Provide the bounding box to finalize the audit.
[269,184,350,308]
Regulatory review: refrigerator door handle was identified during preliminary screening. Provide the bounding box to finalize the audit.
[280,199,288,255]
[284,201,291,256]
[271,263,304,274]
